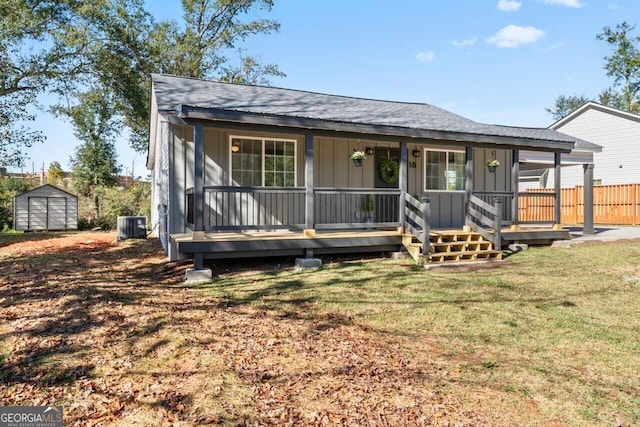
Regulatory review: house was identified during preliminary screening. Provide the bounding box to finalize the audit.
[147,74,598,277]
[13,184,78,231]
[524,102,637,188]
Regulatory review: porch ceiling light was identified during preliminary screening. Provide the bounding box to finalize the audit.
[231,143,240,153]
[412,149,421,158]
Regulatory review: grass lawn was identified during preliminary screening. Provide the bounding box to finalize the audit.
[0,232,639,425]
[195,242,640,426]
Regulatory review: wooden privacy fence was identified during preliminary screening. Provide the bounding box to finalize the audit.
[519,184,640,225]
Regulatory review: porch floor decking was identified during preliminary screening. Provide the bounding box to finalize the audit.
[172,229,405,259]
[171,226,571,260]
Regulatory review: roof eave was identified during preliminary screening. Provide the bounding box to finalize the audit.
[178,105,575,153]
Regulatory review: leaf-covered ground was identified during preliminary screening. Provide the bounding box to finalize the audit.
[0,232,488,426]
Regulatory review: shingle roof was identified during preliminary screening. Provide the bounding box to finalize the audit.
[151,74,593,148]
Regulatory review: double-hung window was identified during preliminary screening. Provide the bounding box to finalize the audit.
[424,149,465,191]
[230,136,296,187]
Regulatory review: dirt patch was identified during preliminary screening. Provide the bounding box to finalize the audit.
[0,233,487,425]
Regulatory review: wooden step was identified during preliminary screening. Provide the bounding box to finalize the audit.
[428,250,503,263]
[402,231,502,265]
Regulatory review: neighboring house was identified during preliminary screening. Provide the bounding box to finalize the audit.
[147,74,597,272]
[524,102,637,189]
[13,184,78,231]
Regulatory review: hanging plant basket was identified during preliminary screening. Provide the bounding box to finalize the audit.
[486,160,500,173]
[350,150,366,167]
[379,158,400,183]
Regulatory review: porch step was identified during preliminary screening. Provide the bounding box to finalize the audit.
[401,230,503,265]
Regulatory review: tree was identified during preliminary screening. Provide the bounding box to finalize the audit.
[597,87,628,111]
[0,1,89,167]
[545,94,590,121]
[219,49,286,85]
[547,22,640,120]
[57,88,120,217]
[0,176,33,230]
[47,161,64,185]
[66,0,284,152]
[597,22,640,113]
[1,0,285,162]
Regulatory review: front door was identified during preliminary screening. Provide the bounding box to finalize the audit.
[373,148,400,223]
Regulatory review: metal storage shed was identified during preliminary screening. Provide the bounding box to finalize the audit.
[13,185,78,231]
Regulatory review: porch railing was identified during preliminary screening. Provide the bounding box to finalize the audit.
[403,193,431,255]
[314,188,401,230]
[203,186,306,230]
[467,194,502,248]
[197,186,402,231]
[472,191,513,224]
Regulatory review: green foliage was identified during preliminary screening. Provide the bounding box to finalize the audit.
[76,182,150,230]
[545,22,640,120]
[0,176,35,230]
[547,22,640,119]
[0,1,88,167]
[58,88,120,200]
[362,194,375,213]
[46,161,64,185]
[1,0,284,159]
[99,183,151,229]
[545,94,590,121]
[597,22,640,113]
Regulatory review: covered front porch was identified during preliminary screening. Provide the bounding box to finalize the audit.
[179,128,582,268]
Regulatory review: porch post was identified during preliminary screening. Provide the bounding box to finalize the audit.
[511,149,519,228]
[399,140,408,231]
[554,152,562,226]
[304,133,314,234]
[191,122,206,273]
[464,145,473,229]
[583,163,595,235]
[193,123,204,234]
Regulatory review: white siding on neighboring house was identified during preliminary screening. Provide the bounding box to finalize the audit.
[550,105,640,187]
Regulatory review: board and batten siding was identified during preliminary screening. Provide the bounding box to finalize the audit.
[552,108,640,187]
[14,185,78,231]
[165,123,514,237]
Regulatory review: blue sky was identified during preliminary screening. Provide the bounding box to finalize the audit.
[13,0,639,175]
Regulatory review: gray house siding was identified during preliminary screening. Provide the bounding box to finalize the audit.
[158,123,515,243]
[14,185,78,231]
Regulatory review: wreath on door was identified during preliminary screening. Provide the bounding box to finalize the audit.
[379,158,400,184]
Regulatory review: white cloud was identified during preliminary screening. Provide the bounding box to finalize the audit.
[452,37,478,48]
[543,0,583,8]
[487,25,545,48]
[415,51,436,62]
[608,3,619,10]
[497,0,522,12]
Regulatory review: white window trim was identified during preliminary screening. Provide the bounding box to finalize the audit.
[423,148,466,193]
[228,135,298,187]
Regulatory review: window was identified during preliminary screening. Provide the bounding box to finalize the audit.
[230,136,296,187]
[424,149,465,191]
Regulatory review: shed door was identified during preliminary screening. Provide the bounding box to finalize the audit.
[48,198,67,229]
[28,197,47,230]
